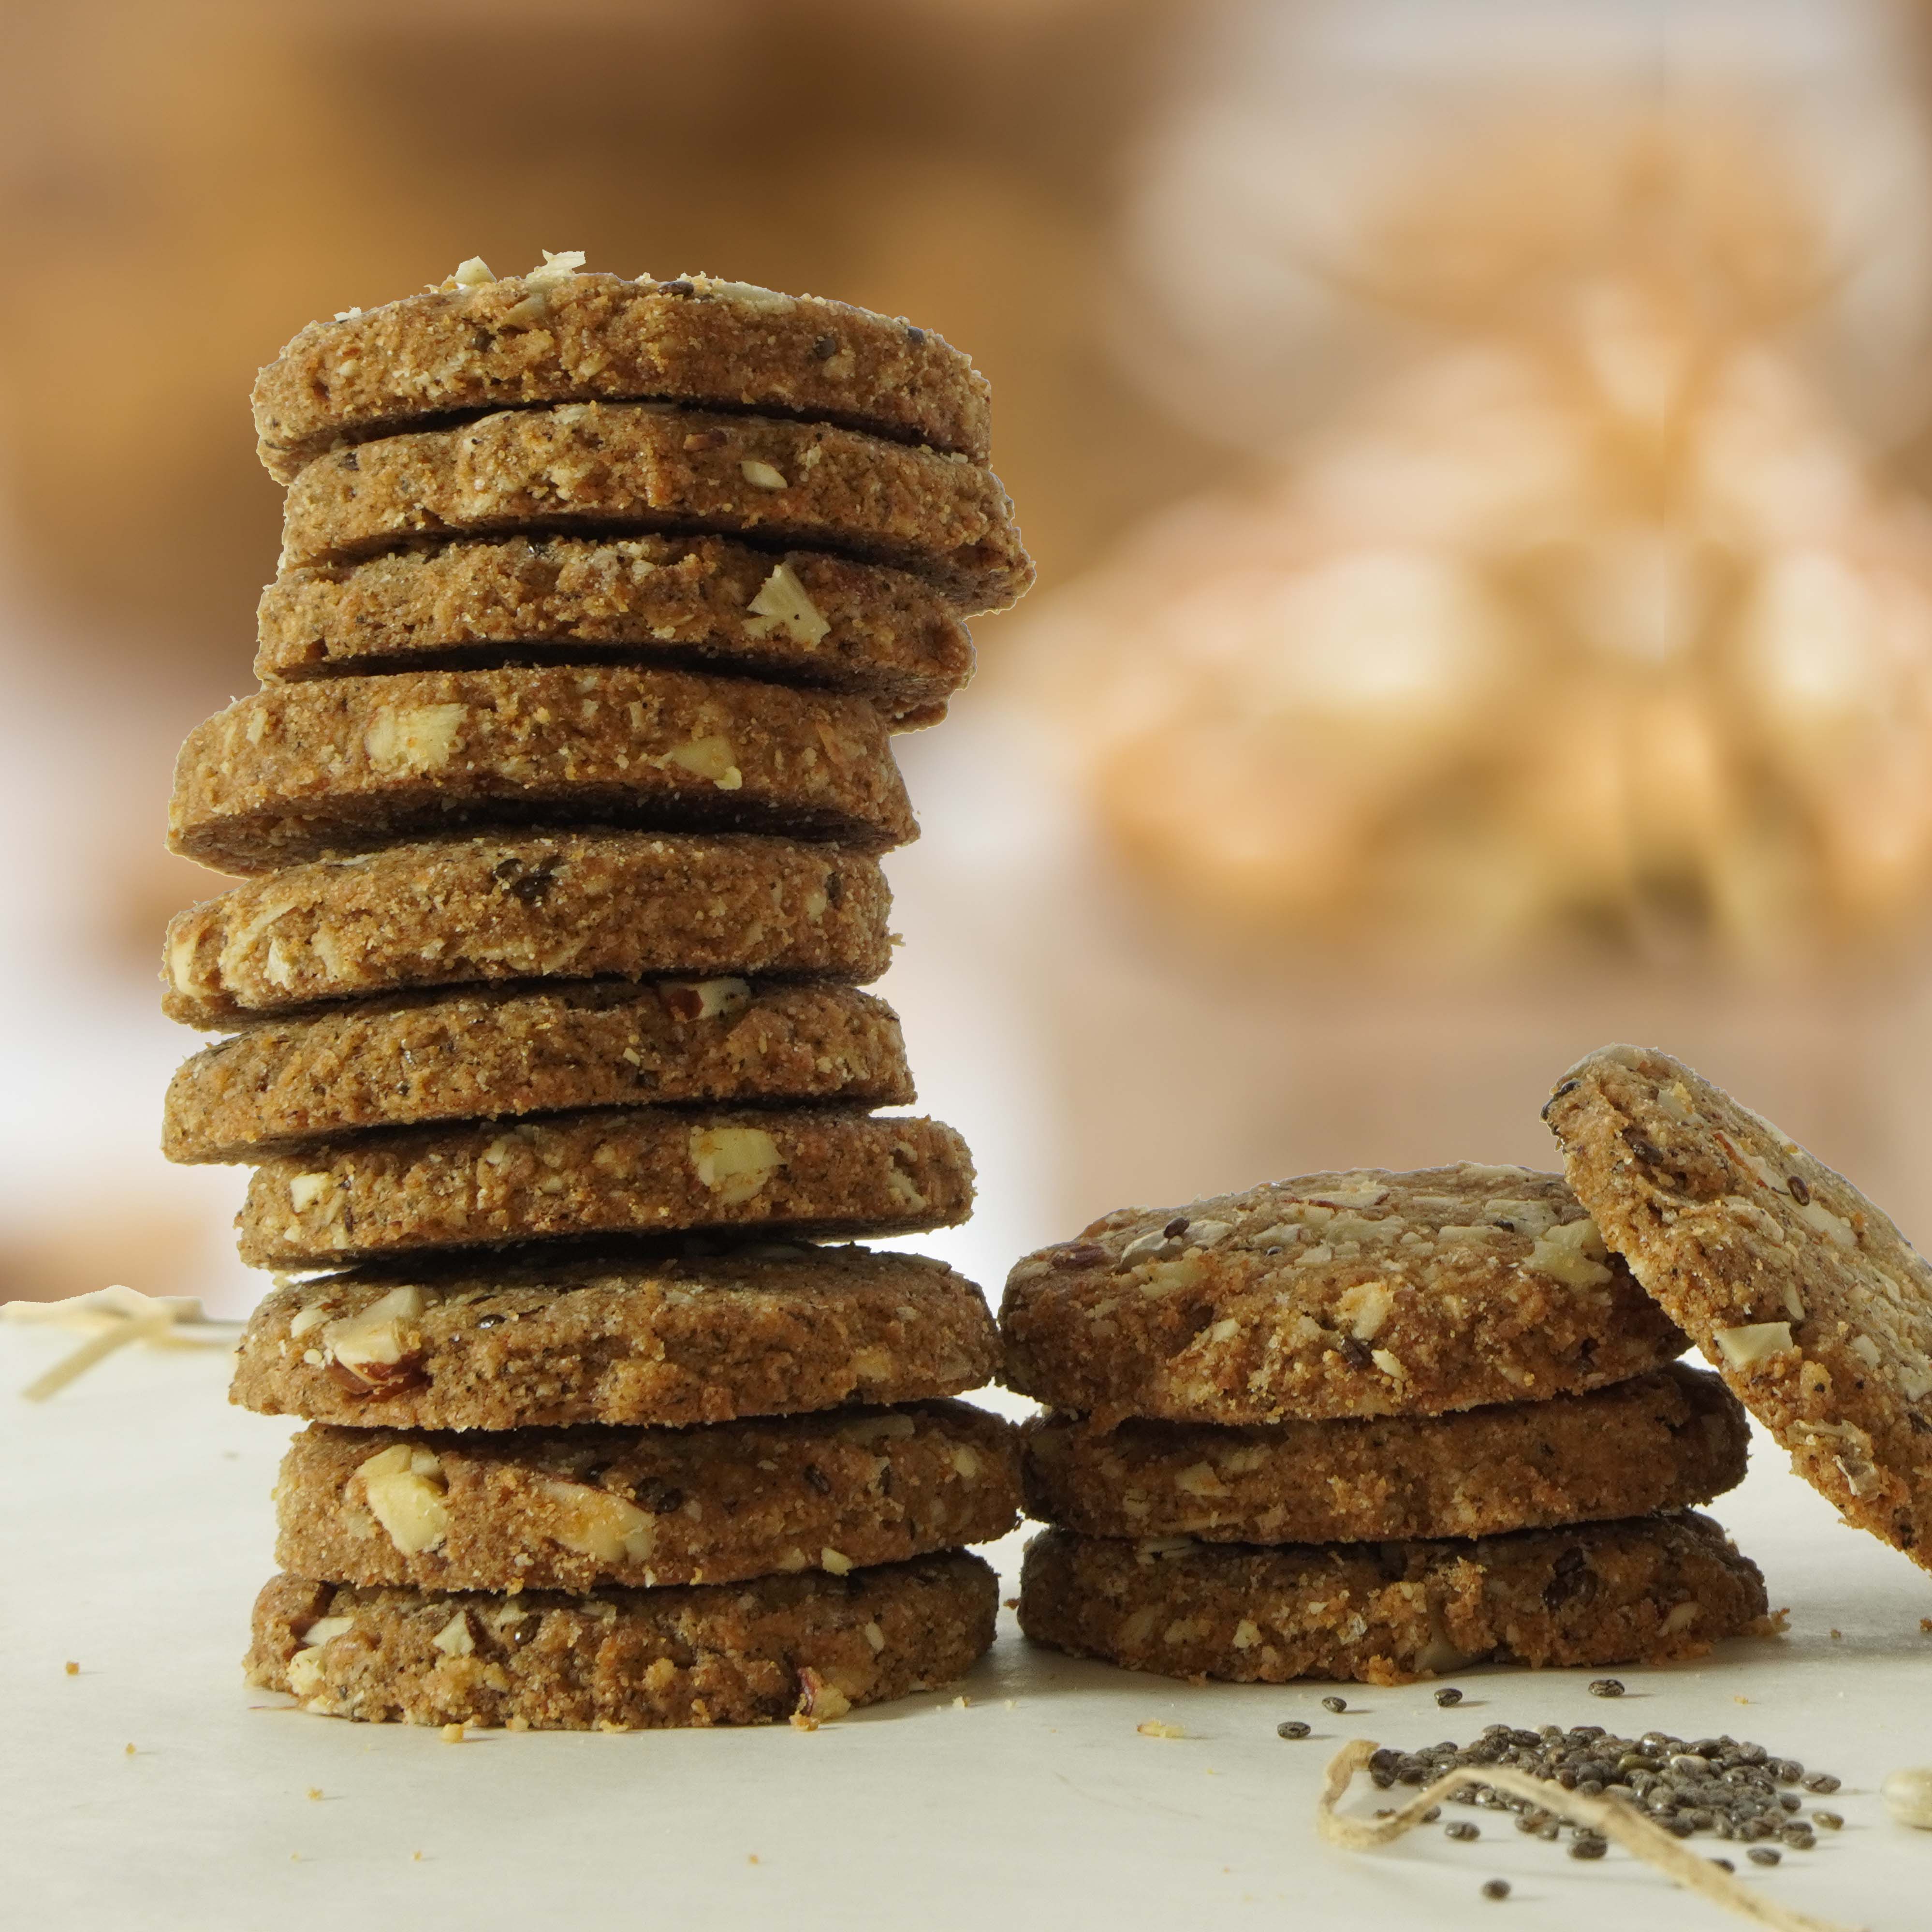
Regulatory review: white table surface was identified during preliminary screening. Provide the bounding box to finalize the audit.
[5,1323,1928,1932]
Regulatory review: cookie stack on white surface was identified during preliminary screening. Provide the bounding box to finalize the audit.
[159,253,1033,1727]
[1001,1164,1771,1685]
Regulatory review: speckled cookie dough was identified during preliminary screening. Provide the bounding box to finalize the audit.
[1017,1513,1771,1686]
[1547,1042,1932,1573]
[164,980,911,1164]
[237,1108,975,1267]
[247,1550,998,1727]
[169,664,917,874]
[274,1400,1021,1591]
[231,1244,999,1430]
[999,1166,1687,1427]
[255,536,973,730]
[1021,1364,1748,1545]
[277,402,1032,612]
[162,831,891,1027]
[253,265,993,483]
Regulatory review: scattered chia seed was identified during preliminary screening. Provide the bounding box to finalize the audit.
[1814,1812,1844,1830]
[1748,1847,1781,1867]
[1588,1679,1625,1698]
[1711,1858,1735,1873]
[1277,1721,1311,1740]
[1322,1696,1348,1713]
[1435,1687,1464,1707]
[1803,1773,1840,1794]
[1482,1879,1511,1900]
[1568,1836,1607,1860]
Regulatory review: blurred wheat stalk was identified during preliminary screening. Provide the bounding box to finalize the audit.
[1032,50,1932,966]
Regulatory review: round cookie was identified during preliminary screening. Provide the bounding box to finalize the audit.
[162,831,890,1028]
[169,665,917,874]
[274,1400,1021,1592]
[1022,1364,1748,1546]
[252,267,994,483]
[231,1244,999,1429]
[238,1108,975,1267]
[1018,1514,1771,1687]
[164,981,910,1164]
[278,402,1032,612]
[248,1550,997,1728]
[999,1166,1687,1427]
[256,536,973,730]
[1546,1042,1932,1572]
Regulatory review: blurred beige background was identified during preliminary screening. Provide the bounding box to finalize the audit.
[8,0,1932,1313]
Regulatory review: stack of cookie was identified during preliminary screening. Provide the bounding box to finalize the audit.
[160,254,1032,1728]
[1001,1165,1770,1685]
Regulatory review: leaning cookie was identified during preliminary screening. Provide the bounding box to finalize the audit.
[1022,1364,1748,1546]
[1547,1043,1932,1572]
[238,1108,974,1267]
[162,832,891,1027]
[164,981,910,1163]
[1000,1166,1686,1426]
[274,1402,1021,1592]
[256,537,974,731]
[249,1551,997,1728]
[278,402,1032,611]
[1018,1515,1771,1687]
[232,1244,998,1430]
[169,666,917,873]
[252,268,994,482]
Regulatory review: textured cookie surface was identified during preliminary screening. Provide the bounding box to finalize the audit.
[253,269,993,482]
[247,1551,997,1727]
[275,1401,1020,1591]
[170,666,915,873]
[1022,1364,1747,1545]
[165,981,910,1163]
[1000,1166,1686,1426]
[163,832,889,1027]
[239,1108,974,1266]
[232,1244,998,1429]
[256,536,973,729]
[278,402,1031,611]
[1547,1042,1932,1571]
[1018,1514,1770,1686]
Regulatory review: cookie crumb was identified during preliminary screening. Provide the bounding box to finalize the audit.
[747,1854,760,1865]
[124,1743,136,1756]
[63,1661,78,1675]
[1138,1719,1185,1739]
[306,1787,322,1801]
[440,1723,466,1742]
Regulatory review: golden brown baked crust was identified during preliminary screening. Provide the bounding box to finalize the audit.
[162,832,891,1027]
[164,981,910,1163]
[255,536,973,730]
[237,1108,975,1267]
[252,269,993,482]
[1017,1514,1771,1686]
[232,1244,998,1429]
[277,402,1031,612]
[168,664,916,874]
[273,1401,1020,1591]
[1000,1166,1686,1426]
[247,1551,998,1727]
[1021,1364,1748,1545]
[1547,1042,1932,1572]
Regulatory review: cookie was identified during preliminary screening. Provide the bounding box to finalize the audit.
[253,268,993,483]
[247,1550,997,1727]
[277,402,1032,612]
[237,1108,974,1266]
[164,981,910,1164]
[231,1244,999,1429]
[162,832,889,1028]
[273,1400,1021,1591]
[255,536,972,730]
[1021,1364,1747,1546]
[999,1166,1686,1427]
[1018,1513,1770,1687]
[169,665,917,874]
[1546,1042,1932,1571]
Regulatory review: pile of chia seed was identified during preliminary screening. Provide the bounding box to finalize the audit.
[1366,1722,1843,1866]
